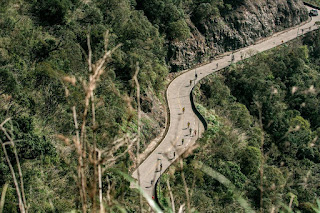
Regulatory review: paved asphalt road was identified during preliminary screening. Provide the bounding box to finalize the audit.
[132,5,320,201]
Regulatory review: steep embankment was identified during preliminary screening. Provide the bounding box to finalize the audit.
[169,0,308,70]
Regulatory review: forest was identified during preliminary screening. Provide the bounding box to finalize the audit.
[158,29,320,212]
[0,0,319,212]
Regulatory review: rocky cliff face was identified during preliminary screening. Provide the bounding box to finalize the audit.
[169,0,308,71]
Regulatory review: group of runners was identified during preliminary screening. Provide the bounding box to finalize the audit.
[151,70,201,199]
[187,121,197,136]
[189,71,199,86]
[183,108,197,136]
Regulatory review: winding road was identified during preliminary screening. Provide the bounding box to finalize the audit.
[132,5,320,202]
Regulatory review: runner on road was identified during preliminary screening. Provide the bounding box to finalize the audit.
[189,128,192,135]
[182,138,184,145]
[194,130,197,136]
[187,122,190,128]
[182,107,185,114]
[190,80,192,86]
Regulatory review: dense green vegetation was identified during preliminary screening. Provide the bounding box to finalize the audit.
[159,29,320,212]
[136,0,244,40]
[0,0,317,212]
[0,0,169,211]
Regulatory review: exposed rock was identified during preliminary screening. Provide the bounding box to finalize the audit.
[169,0,308,71]
[141,88,166,143]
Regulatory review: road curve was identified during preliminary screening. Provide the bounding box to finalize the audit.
[132,5,320,201]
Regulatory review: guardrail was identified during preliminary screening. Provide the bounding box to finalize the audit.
[155,87,208,210]
[304,1,320,10]
[190,88,208,131]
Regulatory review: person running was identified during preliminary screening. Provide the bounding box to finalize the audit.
[160,163,162,171]
[182,138,184,145]
[194,130,197,136]
[190,79,192,86]
[216,63,218,69]
[187,122,190,128]
[182,107,185,114]
[195,73,198,79]
[189,128,192,135]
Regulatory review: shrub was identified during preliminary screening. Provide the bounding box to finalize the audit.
[167,19,190,41]
[32,0,75,25]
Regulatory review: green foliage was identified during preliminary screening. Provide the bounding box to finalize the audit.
[0,0,169,211]
[192,2,220,23]
[78,4,103,25]
[32,0,77,25]
[228,102,253,129]
[136,0,246,41]
[239,146,261,176]
[216,160,247,190]
[0,68,18,95]
[136,0,185,32]
[167,19,190,41]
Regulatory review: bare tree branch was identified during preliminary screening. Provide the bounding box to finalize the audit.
[0,182,9,213]
[179,158,190,212]
[0,120,27,213]
[166,179,175,213]
[72,106,87,212]
[0,117,11,128]
[0,141,25,213]
[97,150,105,213]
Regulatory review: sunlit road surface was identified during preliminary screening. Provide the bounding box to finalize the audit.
[132,5,320,201]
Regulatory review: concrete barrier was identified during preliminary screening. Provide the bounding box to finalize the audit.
[304,1,320,10]
[190,88,208,131]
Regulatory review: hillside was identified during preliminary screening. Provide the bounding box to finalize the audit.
[164,0,309,70]
[0,0,314,212]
